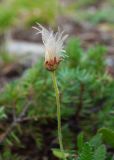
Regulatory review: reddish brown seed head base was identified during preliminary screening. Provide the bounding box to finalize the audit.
[44,57,62,71]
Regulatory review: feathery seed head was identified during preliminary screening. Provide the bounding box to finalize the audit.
[32,23,68,71]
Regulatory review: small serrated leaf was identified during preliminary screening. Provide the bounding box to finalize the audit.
[77,132,84,152]
[78,143,93,160]
[93,145,106,160]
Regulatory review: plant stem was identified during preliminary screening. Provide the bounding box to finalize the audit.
[51,71,66,160]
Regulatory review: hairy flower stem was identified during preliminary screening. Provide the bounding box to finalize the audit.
[51,71,66,160]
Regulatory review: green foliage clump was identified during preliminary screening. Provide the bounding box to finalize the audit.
[0,38,114,159]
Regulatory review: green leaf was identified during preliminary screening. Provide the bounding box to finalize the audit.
[77,132,84,152]
[10,132,20,144]
[52,149,69,159]
[89,134,102,149]
[78,143,93,160]
[98,128,114,148]
[93,145,106,160]
[0,106,7,119]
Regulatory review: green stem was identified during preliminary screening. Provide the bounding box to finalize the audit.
[51,71,66,160]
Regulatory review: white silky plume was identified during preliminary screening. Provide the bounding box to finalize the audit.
[32,23,68,62]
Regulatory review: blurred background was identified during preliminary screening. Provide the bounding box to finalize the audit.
[0,0,114,67]
[0,0,114,160]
